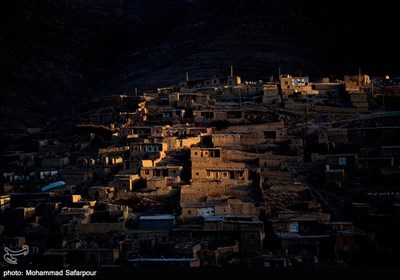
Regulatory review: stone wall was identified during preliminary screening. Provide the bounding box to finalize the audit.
[212,134,241,148]
[163,136,201,150]
[180,185,207,204]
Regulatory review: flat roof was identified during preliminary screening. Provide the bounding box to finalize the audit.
[194,109,243,112]
[279,233,330,239]
[326,169,344,173]
[205,215,258,222]
[147,177,168,181]
[181,201,227,208]
[204,216,224,222]
[331,230,366,237]
[141,166,181,169]
[139,215,175,221]
[41,181,66,192]
[191,147,221,150]
[351,202,370,207]
[205,167,245,171]
[43,251,68,256]
[323,222,353,225]
[288,216,320,222]
[131,142,163,145]
[128,258,196,262]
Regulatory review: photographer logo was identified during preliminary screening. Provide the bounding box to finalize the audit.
[3,245,29,265]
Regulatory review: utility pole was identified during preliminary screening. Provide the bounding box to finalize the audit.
[239,88,242,108]
[382,74,390,111]
[371,81,374,95]
[230,65,234,77]
[303,98,309,162]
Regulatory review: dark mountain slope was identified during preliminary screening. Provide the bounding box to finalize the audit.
[0,0,122,128]
[0,0,398,129]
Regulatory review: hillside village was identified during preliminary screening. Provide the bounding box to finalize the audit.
[1,72,400,268]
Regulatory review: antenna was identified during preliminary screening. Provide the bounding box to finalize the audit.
[230,65,233,77]
[186,72,189,81]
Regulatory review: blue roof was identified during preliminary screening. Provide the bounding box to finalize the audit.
[139,215,175,221]
[41,181,66,192]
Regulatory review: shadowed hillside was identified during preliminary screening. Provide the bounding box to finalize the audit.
[0,0,398,129]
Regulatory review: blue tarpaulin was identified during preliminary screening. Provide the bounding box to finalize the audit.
[41,181,66,192]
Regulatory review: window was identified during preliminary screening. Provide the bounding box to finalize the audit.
[284,81,288,85]
[207,171,211,177]
[145,170,150,175]
[338,157,347,165]
[148,147,152,151]
[196,172,199,176]
[289,222,299,233]
[158,146,162,151]
[194,152,198,155]
[223,172,228,178]
[172,170,176,174]
[264,131,277,139]
[188,210,192,215]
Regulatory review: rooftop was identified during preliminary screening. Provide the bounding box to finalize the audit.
[41,181,66,192]
[139,215,175,221]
